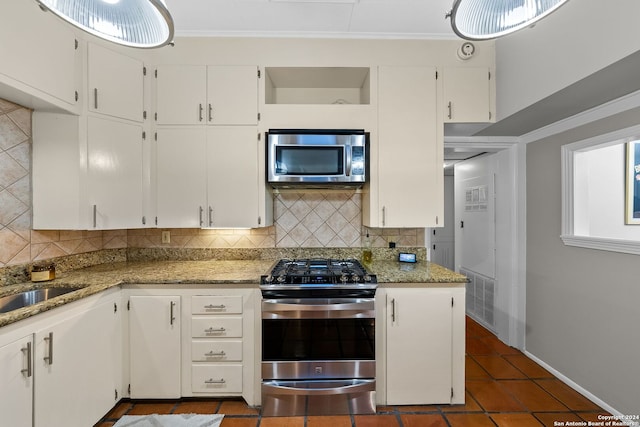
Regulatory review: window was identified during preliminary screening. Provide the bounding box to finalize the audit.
[561,124,640,255]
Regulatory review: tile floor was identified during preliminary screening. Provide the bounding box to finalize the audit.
[95,317,610,427]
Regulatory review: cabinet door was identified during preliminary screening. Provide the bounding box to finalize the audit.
[206,127,260,228]
[88,116,144,229]
[0,0,77,106]
[386,288,452,405]
[156,128,208,228]
[207,66,258,125]
[156,65,207,125]
[34,299,119,427]
[443,67,492,123]
[377,66,442,227]
[88,43,144,122]
[129,296,181,398]
[0,335,33,427]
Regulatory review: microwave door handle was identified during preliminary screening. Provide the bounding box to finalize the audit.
[345,146,351,176]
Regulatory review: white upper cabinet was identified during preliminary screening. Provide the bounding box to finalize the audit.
[88,43,145,122]
[0,0,78,109]
[207,127,262,228]
[156,127,269,229]
[156,128,208,228]
[367,66,442,228]
[87,116,145,229]
[442,67,493,123]
[155,65,258,125]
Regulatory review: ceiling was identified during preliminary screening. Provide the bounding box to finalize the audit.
[164,0,457,39]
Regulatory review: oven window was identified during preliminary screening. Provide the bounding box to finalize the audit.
[275,146,344,175]
[262,318,375,361]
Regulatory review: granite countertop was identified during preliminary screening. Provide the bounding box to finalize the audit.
[1,258,467,328]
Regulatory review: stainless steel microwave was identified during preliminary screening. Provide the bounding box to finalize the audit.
[266,129,368,187]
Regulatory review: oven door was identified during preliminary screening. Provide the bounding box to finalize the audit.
[261,298,376,416]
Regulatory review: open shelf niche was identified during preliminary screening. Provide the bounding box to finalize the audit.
[264,67,371,105]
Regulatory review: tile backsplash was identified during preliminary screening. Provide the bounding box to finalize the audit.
[0,98,424,269]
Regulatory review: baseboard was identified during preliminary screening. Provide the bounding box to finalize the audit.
[523,350,621,416]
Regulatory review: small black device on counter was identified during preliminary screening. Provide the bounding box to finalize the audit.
[398,252,417,263]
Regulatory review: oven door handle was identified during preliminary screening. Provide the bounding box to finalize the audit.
[262,299,374,312]
[262,379,375,396]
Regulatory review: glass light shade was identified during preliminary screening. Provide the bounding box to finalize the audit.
[36,0,174,48]
[448,0,570,40]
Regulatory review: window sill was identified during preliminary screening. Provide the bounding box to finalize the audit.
[560,235,640,255]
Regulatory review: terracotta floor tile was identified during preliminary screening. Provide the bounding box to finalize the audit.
[440,392,483,413]
[395,405,439,413]
[259,416,305,427]
[480,335,522,355]
[465,379,526,412]
[466,337,496,355]
[499,380,568,412]
[126,401,176,415]
[446,413,496,427]
[354,414,400,427]
[466,356,491,379]
[503,354,553,379]
[472,355,527,379]
[102,401,133,419]
[219,418,259,427]
[307,415,353,427]
[173,399,221,414]
[491,413,544,427]
[400,413,448,427]
[535,379,602,411]
[466,318,493,338]
[218,400,259,416]
[533,412,584,427]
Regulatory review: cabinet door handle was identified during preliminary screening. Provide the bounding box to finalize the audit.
[205,327,226,334]
[209,206,213,227]
[391,298,396,323]
[204,304,226,310]
[170,301,176,325]
[93,204,97,228]
[44,332,53,365]
[205,350,226,357]
[94,88,98,110]
[447,101,452,119]
[199,206,204,227]
[21,342,32,377]
[208,103,213,122]
[199,104,203,122]
[204,378,226,384]
[382,206,386,226]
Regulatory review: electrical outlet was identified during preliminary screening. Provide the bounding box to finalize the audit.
[161,231,171,244]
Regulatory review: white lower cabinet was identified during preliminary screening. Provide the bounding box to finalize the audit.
[0,290,121,427]
[128,295,182,398]
[0,335,33,427]
[124,287,257,406]
[380,286,465,405]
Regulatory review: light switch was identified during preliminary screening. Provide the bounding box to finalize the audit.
[161,231,171,244]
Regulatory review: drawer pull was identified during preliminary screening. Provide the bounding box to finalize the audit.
[205,327,226,334]
[204,304,226,310]
[205,350,226,357]
[205,378,226,384]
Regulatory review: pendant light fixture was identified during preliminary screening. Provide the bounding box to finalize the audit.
[35,0,174,48]
[447,0,570,40]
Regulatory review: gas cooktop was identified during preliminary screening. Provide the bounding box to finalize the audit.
[260,258,377,290]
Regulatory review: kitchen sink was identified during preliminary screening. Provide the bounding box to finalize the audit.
[0,286,83,314]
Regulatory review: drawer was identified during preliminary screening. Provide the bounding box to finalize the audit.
[192,364,242,393]
[192,296,242,315]
[192,340,242,362]
[192,317,242,338]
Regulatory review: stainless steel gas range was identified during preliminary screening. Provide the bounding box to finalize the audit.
[260,258,377,417]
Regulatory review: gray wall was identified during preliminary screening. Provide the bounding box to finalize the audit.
[526,109,640,414]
